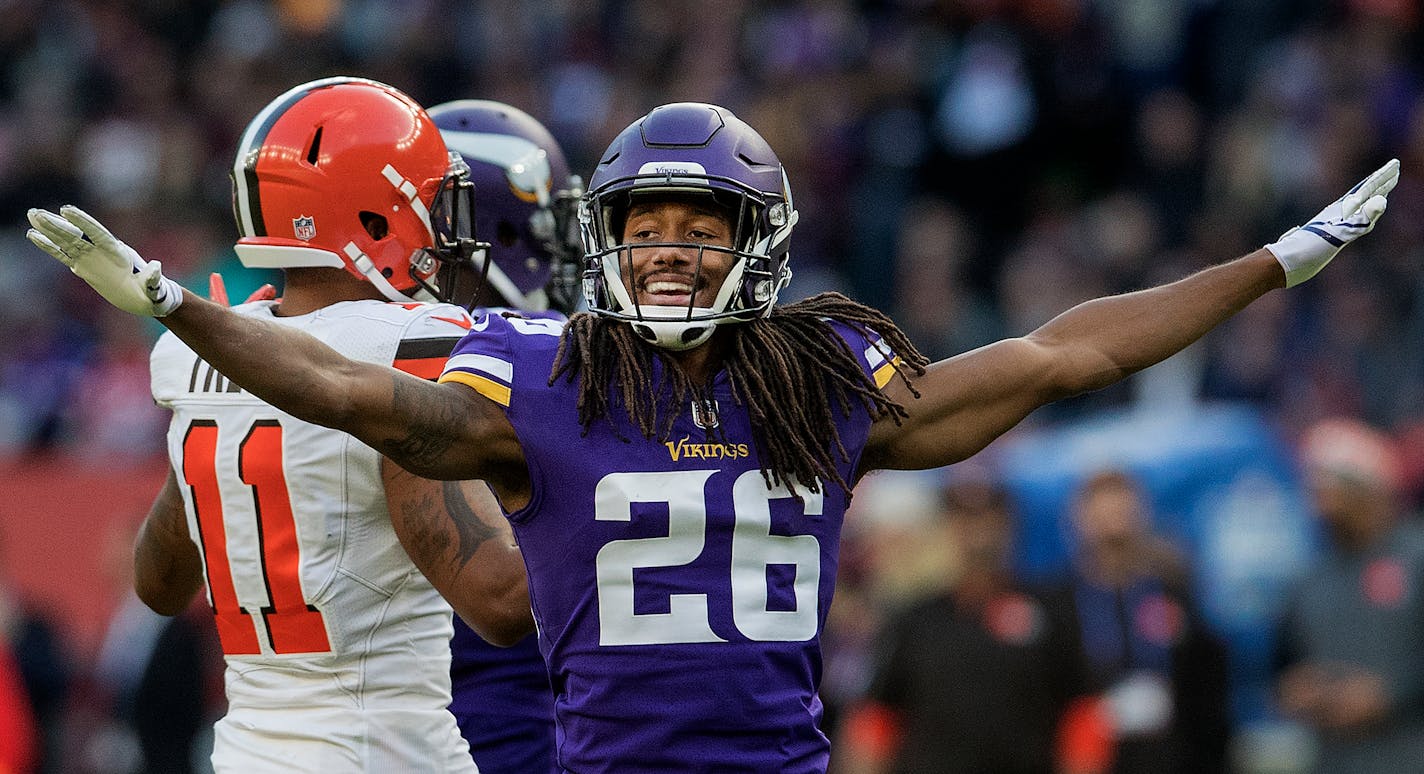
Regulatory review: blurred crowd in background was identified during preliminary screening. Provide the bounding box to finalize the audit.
[2,0,1424,772]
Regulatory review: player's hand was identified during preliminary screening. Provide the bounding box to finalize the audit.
[208,272,230,306]
[26,205,184,317]
[1266,158,1400,287]
[209,272,276,306]
[245,284,278,303]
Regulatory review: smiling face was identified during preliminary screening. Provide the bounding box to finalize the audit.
[619,197,737,309]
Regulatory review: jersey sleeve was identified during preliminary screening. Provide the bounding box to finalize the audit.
[149,330,192,408]
[437,312,518,407]
[863,330,902,390]
[828,319,902,389]
[437,312,566,407]
[391,304,475,381]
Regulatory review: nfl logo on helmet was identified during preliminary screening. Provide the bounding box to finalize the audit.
[292,215,316,241]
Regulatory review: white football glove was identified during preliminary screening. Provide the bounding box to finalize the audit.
[1266,158,1400,287]
[26,205,185,317]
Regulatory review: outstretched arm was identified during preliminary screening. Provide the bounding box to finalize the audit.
[862,159,1399,473]
[162,291,514,484]
[382,459,534,646]
[26,206,524,491]
[134,469,204,616]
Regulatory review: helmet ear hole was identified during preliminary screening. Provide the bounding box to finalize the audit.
[359,211,389,240]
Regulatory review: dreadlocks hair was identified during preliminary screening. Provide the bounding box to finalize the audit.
[550,292,929,497]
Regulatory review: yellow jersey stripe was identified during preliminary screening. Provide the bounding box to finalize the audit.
[439,371,512,407]
[872,357,901,389]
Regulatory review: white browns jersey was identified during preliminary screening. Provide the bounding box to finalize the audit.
[150,299,477,772]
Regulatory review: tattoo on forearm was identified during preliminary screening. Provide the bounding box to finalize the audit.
[442,482,500,568]
[382,376,462,471]
[393,478,501,577]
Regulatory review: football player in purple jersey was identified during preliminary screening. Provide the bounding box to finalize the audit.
[396,98,582,774]
[29,102,1397,772]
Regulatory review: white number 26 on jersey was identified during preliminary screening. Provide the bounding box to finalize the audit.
[594,469,822,645]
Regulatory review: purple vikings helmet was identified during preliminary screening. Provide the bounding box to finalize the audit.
[580,102,798,350]
[428,100,584,312]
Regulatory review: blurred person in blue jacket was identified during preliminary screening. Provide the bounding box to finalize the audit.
[1065,469,1231,774]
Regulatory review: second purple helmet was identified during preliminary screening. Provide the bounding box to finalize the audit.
[428,100,584,312]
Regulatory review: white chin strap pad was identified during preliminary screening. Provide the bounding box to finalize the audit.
[628,305,719,351]
[631,319,718,350]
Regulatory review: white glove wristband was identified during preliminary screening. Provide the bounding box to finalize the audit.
[140,260,185,316]
[1265,159,1399,288]
[1267,226,1352,288]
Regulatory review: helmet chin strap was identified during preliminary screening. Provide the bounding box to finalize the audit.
[629,305,719,351]
[344,242,432,303]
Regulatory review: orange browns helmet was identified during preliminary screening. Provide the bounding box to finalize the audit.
[230,76,482,303]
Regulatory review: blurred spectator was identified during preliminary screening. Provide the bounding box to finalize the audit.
[1275,418,1424,773]
[0,574,71,774]
[61,309,169,456]
[69,522,222,774]
[81,595,221,774]
[820,469,952,740]
[1064,469,1231,774]
[0,638,37,774]
[889,197,1002,361]
[839,479,1089,774]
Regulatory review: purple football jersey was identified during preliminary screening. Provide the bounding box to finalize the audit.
[447,307,561,774]
[439,313,886,773]
[449,623,556,774]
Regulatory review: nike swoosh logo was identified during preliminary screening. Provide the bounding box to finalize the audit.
[432,315,473,330]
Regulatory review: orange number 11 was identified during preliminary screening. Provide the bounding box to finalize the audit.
[182,419,331,655]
